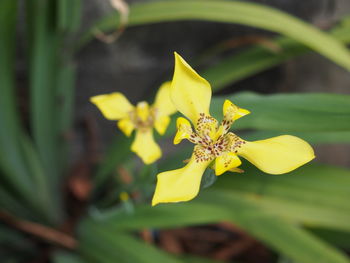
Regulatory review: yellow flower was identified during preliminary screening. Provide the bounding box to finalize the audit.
[90,82,176,164]
[152,53,315,206]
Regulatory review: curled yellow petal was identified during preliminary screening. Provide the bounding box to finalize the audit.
[152,153,211,206]
[131,129,161,164]
[90,92,133,120]
[153,81,177,117]
[174,117,193,145]
[237,135,315,174]
[223,100,250,121]
[117,117,134,137]
[171,52,212,125]
[215,152,242,176]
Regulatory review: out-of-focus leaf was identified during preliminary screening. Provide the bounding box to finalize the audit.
[79,0,350,71]
[0,225,36,262]
[0,0,56,223]
[204,16,350,91]
[214,162,350,232]
[211,92,350,132]
[81,188,350,263]
[309,228,350,250]
[26,0,64,223]
[79,226,182,263]
[27,0,60,184]
[93,135,131,193]
[56,62,76,172]
[57,0,82,33]
[0,0,32,201]
[181,256,223,263]
[53,251,85,263]
[244,130,350,144]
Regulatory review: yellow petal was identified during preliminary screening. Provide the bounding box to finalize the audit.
[223,100,250,121]
[153,81,177,117]
[215,152,242,176]
[117,117,134,137]
[131,129,161,164]
[136,101,150,122]
[174,117,193,144]
[152,153,211,206]
[154,115,171,135]
[237,135,315,175]
[90,92,133,120]
[171,52,212,125]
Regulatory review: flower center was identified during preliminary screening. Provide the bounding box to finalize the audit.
[185,113,245,163]
[129,101,157,131]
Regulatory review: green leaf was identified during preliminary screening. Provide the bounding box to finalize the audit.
[204,16,350,91]
[211,92,350,132]
[79,226,182,263]
[203,37,306,90]
[0,0,32,196]
[53,251,86,263]
[57,0,82,33]
[81,188,350,263]
[309,228,350,250]
[79,0,350,71]
[56,62,76,173]
[244,130,350,144]
[27,0,60,184]
[214,162,350,232]
[93,135,132,193]
[26,0,64,222]
[0,0,56,223]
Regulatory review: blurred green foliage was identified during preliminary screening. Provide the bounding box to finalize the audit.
[0,0,350,262]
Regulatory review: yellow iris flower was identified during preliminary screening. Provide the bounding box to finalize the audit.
[90,82,176,164]
[152,53,315,206]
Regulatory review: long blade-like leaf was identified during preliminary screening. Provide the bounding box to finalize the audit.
[81,189,350,263]
[78,0,350,71]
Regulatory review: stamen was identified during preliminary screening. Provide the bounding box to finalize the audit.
[180,113,246,163]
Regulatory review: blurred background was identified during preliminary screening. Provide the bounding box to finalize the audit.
[1,0,350,262]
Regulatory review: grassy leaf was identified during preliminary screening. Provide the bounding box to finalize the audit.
[81,187,350,263]
[204,17,350,91]
[79,226,182,263]
[79,0,350,71]
[212,92,350,132]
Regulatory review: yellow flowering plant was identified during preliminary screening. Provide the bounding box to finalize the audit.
[90,82,176,164]
[152,53,315,206]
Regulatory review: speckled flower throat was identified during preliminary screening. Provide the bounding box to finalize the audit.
[175,100,248,163]
[129,101,155,132]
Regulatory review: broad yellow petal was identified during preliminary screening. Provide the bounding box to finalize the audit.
[223,100,250,121]
[237,135,315,174]
[153,81,177,117]
[171,52,212,125]
[174,117,193,144]
[215,152,242,176]
[117,117,134,137]
[131,129,161,164]
[90,92,133,120]
[154,115,171,135]
[152,153,211,206]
